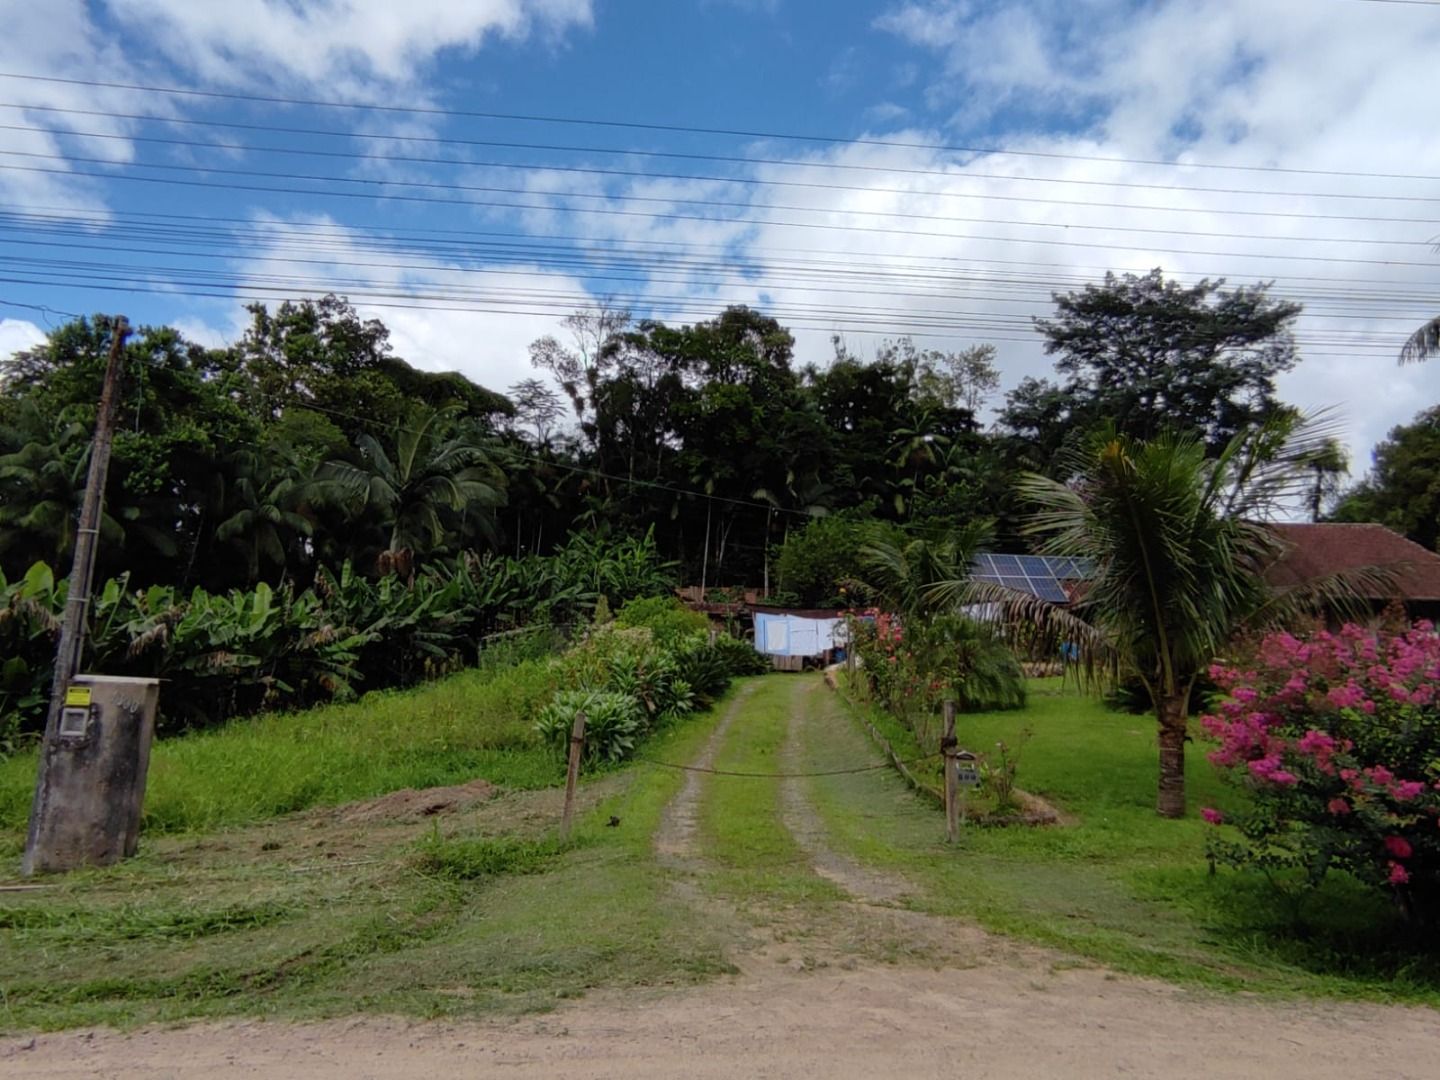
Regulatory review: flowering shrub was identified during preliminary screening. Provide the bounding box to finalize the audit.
[1201,621,1440,922]
[848,610,1024,748]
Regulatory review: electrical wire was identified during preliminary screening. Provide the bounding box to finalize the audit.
[6,162,1439,270]
[7,118,1440,227]
[4,70,1439,182]
[5,146,1438,249]
[11,101,1439,205]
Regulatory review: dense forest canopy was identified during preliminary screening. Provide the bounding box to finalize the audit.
[0,269,1395,605]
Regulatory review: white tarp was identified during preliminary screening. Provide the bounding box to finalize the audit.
[753,613,844,657]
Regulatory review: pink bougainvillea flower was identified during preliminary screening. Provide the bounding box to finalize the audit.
[1393,780,1427,801]
[1384,836,1413,860]
[1201,808,1224,825]
[1326,798,1352,816]
[1388,861,1411,886]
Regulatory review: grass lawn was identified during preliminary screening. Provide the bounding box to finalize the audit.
[816,675,1440,1005]
[0,677,754,1032]
[0,659,564,853]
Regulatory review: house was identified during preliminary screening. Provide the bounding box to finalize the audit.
[1265,522,1440,622]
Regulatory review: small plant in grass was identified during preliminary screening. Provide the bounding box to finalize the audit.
[535,690,645,766]
[981,729,1032,815]
[1202,622,1440,925]
[416,829,569,881]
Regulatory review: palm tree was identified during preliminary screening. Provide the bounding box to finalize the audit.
[213,448,313,585]
[1017,415,1386,818]
[859,520,992,619]
[319,405,507,570]
[0,404,176,576]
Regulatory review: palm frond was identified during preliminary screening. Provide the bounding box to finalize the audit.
[1400,316,1440,365]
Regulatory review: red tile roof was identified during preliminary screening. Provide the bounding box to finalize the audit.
[1266,523,1440,602]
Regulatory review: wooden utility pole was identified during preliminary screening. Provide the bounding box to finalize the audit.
[23,317,129,873]
[942,698,959,843]
[559,711,586,841]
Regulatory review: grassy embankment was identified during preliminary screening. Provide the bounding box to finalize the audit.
[813,673,1440,1004]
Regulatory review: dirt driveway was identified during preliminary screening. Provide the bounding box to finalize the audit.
[8,951,1439,1080]
[7,675,1439,1077]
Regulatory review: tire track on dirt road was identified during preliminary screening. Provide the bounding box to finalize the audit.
[652,679,759,866]
[777,676,913,906]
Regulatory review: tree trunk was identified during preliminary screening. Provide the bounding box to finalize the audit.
[1156,694,1188,818]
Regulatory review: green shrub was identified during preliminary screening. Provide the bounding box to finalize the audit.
[670,637,732,705]
[552,624,645,687]
[614,596,709,645]
[535,690,646,766]
[708,633,770,677]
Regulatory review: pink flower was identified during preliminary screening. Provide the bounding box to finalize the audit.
[1201,808,1224,825]
[1393,780,1427,801]
[1389,861,1411,886]
[1384,836,1413,860]
[1327,798,1352,816]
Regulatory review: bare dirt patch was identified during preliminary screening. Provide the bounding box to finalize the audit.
[330,778,497,824]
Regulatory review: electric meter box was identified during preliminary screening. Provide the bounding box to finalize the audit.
[22,674,161,875]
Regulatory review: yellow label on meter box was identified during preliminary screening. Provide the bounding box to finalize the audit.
[64,686,92,707]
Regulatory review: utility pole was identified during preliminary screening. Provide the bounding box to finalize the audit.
[23,316,129,874]
[942,698,959,843]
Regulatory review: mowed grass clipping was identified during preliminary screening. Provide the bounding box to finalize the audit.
[0,659,561,849]
[0,680,755,1032]
[817,675,1440,1004]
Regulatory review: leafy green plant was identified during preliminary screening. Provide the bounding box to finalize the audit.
[535,690,646,766]
[706,633,770,677]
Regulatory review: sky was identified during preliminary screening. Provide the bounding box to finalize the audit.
[0,0,1437,480]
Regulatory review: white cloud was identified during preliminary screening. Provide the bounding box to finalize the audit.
[105,0,593,93]
[0,318,47,359]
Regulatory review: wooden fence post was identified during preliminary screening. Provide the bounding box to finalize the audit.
[942,699,959,843]
[560,711,586,841]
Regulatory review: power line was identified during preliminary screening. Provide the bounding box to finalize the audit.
[0,235,1425,341]
[5,147,1436,248]
[0,297,82,320]
[12,101,1439,205]
[6,162,1440,270]
[3,203,1433,302]
[3,70,1438,183]
[7,119,1440,228]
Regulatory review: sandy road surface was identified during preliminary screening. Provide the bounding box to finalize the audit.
[7,956,1439,1080]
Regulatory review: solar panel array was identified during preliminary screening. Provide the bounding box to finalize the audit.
[970,553,1092,604]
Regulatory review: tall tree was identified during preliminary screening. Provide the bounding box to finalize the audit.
[212,447,314,586]
[1330,407,1440,550]
[1000,269,1302,473]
